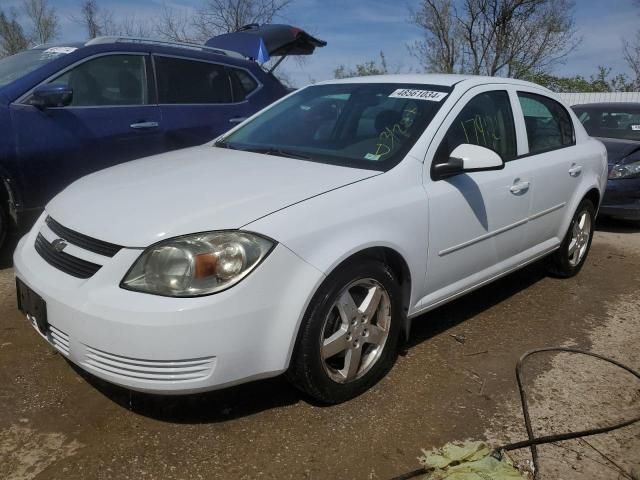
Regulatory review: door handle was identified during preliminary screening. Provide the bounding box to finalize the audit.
[130,121,159,129]
[569,164,583,177]
[229,117,247,124]
[509,180,530,195]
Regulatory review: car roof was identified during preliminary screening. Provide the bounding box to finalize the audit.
[318,73,551,91]
[33,36,246,62]
[572,102,640,110]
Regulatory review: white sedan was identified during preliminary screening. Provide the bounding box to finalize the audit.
[14,75,607,403]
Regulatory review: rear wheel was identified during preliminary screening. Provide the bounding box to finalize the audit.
[547,199,595,278]
[288,259,402,404]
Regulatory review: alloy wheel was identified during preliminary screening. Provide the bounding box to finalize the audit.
[320,278,391,384]
[568,209,592,267]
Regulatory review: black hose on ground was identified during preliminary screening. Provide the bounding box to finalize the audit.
[389,347,640,480]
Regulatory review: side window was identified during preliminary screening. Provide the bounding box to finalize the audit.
[155,56,232,104]
[434,90,517,166]
[51,55,147,107]
[518,92,574,154]
[228,68,258,102]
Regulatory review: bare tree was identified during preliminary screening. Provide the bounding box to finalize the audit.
[192,0,292,39]
[623,33,640,84]
[73,0,152,39]
[623,0,640,85]
[23,0,59,45]
[154,0,292,43]
[411,0,579,78]
[410,0,460,73]
[76,0,103,38]
[0,9,29,57]
[155,5,195,42]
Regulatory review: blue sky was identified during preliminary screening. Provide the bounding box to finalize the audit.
[4,0,639,86]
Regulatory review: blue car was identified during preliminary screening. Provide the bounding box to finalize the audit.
[0,25,326,247]
[572,103,640,221]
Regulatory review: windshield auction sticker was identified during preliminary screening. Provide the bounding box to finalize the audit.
[389,89,447,102]
[41,47,78,59]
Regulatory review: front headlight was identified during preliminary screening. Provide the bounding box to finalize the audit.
[122,232,274,297]
[609,159,640,179]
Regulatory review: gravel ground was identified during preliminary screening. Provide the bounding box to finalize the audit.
[0,219,639,480]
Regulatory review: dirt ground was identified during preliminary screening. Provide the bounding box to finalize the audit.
[1,220,639,480]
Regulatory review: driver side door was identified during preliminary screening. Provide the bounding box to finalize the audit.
[10,53,164,210]
[420,86,531,309]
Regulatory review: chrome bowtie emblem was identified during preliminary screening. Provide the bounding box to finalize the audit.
[51,238,68,252]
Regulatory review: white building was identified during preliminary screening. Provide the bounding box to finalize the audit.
[559,92,640,105]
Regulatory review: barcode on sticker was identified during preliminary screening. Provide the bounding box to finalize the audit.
[389,89,447,102]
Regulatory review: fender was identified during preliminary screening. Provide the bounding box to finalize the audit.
[244,158,429,352]
[558,140,607,238]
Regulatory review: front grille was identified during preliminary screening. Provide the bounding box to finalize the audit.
[83,346,216,383]
[49,325,70,356]
[46,216,123,257]
[35,233,102,279]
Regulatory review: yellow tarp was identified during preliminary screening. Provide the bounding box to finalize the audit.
[418,441,529,480]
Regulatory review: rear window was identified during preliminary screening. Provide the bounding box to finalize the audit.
[573,106,640,142]
[155,56,232,104]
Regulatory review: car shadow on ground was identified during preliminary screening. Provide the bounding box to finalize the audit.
[71,362,304,424]
[405,261,547,351]
[79,260,549,424]
[0,234,19,270]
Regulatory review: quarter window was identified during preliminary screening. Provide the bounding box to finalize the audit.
[155,56,232,104]
[229,68,258,101]
[51,55,147,106]
[518,92,574,154]
[434,90,517,167]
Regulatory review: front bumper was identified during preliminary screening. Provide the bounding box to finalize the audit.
[600,177,640,220]
[13,218,325,394]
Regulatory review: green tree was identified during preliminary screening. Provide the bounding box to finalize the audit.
[520,66,636,93]
[334,52,389,79]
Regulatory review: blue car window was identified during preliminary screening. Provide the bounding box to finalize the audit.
[155,56,233,104]
[50,54,147,107]
[229,68,258,101]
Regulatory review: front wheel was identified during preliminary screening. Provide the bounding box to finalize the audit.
[547,199,595,278]
[0,204,7,251]
[287,259,402,404]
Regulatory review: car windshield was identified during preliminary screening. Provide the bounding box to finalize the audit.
[217,83,452,170]
[573,105,640,142]
[0,47,78,88]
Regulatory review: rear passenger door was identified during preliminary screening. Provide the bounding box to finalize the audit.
[513,90,579,248]
[153,55,260,149]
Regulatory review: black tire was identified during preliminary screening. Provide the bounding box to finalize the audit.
[287,259,403,404]
[547,199,596,278]
[0,204,7,251]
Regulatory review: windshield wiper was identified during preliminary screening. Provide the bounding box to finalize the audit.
[241,146,312,160]
[214,139,232,148]
[214,141,311,160]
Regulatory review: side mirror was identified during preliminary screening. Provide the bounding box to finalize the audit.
[31,83,73,109]
[433,144,505,179]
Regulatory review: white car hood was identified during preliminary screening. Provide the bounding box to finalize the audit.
[46,146,378,247]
